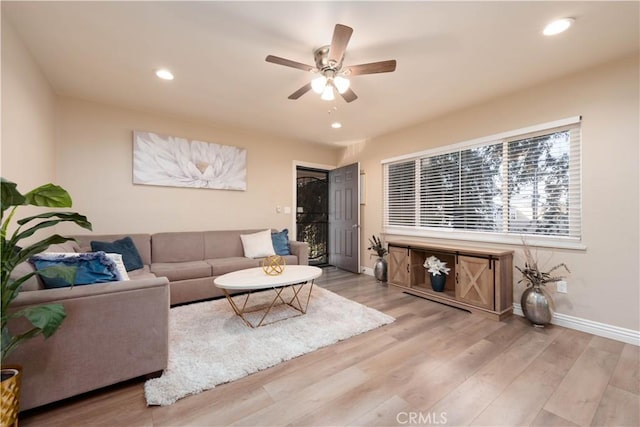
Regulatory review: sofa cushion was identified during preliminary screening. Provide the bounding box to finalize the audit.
[151,261,212,282]
[128,266,157,280]
[12,261,43,291]
[90,237,144,272]
[240,229,276,259]
[152,232,204,263]
[204,230,252,259]
[271,229,291,256]
[207,257,260,276]
[46,240,81,253]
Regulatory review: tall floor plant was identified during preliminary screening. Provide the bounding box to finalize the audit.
[1,178,92,361]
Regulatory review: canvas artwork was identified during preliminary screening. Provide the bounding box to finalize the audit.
[133,131,247,191]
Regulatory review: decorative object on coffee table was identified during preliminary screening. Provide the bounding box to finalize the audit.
[367,235,388,282]
[1,178,92,425]
[517,241,570,327]
[261,255,286,276]
[423,256,450,292]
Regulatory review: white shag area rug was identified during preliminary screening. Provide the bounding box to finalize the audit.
[144,285,395,406]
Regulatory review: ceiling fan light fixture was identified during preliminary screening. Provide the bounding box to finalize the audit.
[333,76,350,94]
[321,85,335,101]
[543,18,574,36]
[311,75,327,94]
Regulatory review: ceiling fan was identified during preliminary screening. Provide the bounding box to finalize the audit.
[265,24,397,103]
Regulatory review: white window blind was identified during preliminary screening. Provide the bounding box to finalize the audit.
[383,118,582,246]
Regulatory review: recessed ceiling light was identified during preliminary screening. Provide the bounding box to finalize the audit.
[155,69,174,80]
[543,18,575,36]
[331,122,342,129]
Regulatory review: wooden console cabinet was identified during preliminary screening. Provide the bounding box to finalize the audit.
[387,241,513,320]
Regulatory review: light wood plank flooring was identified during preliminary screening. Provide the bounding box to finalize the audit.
[20,268,640,426]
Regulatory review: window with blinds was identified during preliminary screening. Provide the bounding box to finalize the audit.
[383,118,582,246]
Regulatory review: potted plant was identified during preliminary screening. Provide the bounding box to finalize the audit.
[516,241,570,327]
[367,235,388,282]
[423,256,450,292]
[1,178,91,425]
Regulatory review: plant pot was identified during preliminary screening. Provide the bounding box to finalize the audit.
[521,285,555,327]
[373,258,387,282]
[429,273,446,292]
[1,365,22,427]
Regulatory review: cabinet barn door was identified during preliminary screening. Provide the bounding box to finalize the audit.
[388,246,409,286]
[456,256,494,310]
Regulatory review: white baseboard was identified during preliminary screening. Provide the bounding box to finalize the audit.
[360,267,638,346]
[513,303,639,346]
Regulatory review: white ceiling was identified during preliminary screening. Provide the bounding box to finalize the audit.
[3,1,639,146]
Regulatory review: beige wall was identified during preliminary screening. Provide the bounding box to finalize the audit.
[54,97,339,235]
[342,54,640,331]
[1,15,56,189]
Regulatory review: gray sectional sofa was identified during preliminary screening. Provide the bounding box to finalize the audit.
[8,229,308,411]
[74,229,309,305]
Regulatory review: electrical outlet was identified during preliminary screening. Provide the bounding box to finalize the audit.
[557,280,568,293]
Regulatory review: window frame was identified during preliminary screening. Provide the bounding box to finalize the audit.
[382,117,584,250]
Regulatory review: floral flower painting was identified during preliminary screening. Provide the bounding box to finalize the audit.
[133,131,247,191]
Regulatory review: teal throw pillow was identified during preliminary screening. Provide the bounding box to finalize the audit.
[30,251,119,289]
[91,236,144,271]
[271,229,291,256]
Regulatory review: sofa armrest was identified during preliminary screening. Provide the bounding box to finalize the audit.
[289,240,309,265]
[6,277,170,411]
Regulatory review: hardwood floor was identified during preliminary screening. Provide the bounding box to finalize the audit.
[20,268,639,426]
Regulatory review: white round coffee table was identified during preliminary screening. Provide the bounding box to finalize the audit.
[214,265,322,328]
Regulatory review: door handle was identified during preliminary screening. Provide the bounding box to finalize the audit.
[352,224,360,228]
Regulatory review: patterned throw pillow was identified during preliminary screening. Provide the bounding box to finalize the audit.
[30,251,120,288]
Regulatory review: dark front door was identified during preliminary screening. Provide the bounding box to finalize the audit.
[328,163,360,273]
[296,167,329,265]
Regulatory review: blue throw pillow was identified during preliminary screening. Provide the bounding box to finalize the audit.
[30,252,119,289]
[271,229,291,256]
[90,236,144,271]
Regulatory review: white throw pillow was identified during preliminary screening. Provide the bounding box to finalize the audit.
[105,253,130,281]
[240,229,276,259]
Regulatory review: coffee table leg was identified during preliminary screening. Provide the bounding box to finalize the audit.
[286,280,314,313]
[222,280,316,328]
[221,289,255,329]
[255,287,286,327]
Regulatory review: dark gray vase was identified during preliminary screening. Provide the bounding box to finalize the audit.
[430,273,446,292]
[521,285,554,327]
[373,258,387,282]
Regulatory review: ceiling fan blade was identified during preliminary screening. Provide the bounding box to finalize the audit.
[346,60,397,76]
[328,24,353,65]
[266,55,314,72]
[340,87,358,103]
[288,83,312,100]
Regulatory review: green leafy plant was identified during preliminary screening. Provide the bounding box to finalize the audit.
[367,235,388,258]
[1,178,92,362]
